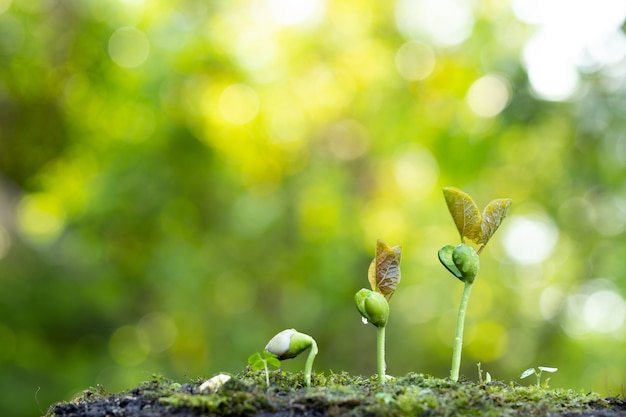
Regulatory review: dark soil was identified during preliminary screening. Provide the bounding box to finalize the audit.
[46,372,626,417]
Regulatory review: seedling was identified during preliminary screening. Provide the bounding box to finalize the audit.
[264,329,318,387]
[438,187,511,381]
[247,351,280,390]
[355,239,402,384]
[521,366,558,387]
[477,362,492,384]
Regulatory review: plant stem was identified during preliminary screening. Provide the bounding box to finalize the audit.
[377,325,386,384]
[450,282,473,381]
[264,361,270,391]
[304,339,318,387]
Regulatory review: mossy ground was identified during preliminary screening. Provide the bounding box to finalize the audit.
[47,371,625,417]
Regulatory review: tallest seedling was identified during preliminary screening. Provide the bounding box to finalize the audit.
[438,187,511,381]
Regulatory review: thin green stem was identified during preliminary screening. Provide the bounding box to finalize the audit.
[450,282,473,381]
[264,361,270,391]
[304,339,318,387]
[377,325,386,384]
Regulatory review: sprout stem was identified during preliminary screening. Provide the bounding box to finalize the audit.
[264,361,270,391]
[304,338,318,387]
[377,325,386,384]
[451,282,473,381]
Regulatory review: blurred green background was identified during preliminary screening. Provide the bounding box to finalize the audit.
[2,0,626,415]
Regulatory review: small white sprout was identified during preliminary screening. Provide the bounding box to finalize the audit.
[264,329,318,387]
[265,329,298,358]
[520,366,558,387]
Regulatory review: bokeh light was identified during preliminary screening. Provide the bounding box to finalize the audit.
[514,0,626,100]
[395,0,474,47]
[263,0,325,26]
[561,279,626,338]
[466,75,511,118]
[395,41,436,81]
[0,0,12,15]
[502,215,559,265]
[108,26,150,68]
[16,193,66,245]
[218,84,261,125]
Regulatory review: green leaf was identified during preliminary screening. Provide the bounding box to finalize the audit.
[247,352,262,365]
[250,361,266,371]
[478,198,512,244]
[538,366,558,373]
[266,355,281,368]
[368,240,402,300]
[520,368,536,379]
[438,245,463,281]
[443,187,482,242]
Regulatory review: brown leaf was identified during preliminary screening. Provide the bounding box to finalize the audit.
[478,198,512,244]
[370,239,402,300]
[443,187,482,242]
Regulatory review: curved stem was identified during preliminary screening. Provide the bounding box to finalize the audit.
[450,282,473,381]
[377,325,386,384]
[304,339,318,387]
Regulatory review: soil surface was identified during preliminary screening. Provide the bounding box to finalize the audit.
[47,372,626,417]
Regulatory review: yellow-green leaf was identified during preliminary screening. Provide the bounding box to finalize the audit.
[367,258,377,292]
[369,239,402,300]
[478,198,512,244]
[443,187,482,242]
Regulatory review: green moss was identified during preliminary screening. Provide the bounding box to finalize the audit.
[47,371,620,417]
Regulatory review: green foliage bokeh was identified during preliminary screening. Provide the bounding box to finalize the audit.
[1,1,625,416]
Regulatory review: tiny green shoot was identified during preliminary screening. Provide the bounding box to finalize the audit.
[477,362,492,384]
[247,351,280,390]
[355,239,402,384]
[521,366,558,387]
[264,329,318,387]
[439,187,511,382]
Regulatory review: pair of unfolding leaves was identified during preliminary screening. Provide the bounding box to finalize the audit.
[365,188,508,297]
[368,240,402,301]
[443,187,512,246]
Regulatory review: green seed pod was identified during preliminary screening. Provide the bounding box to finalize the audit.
[355,288,389,327]
[452,244,480,284]
[265,329,313,360]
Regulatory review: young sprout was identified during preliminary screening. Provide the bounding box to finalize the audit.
[477,362,492,384]
[521,366,558,387]
[247,351,280,390]
[264,329,318,387]
[438,187,511,382]
[355,239,402,384]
